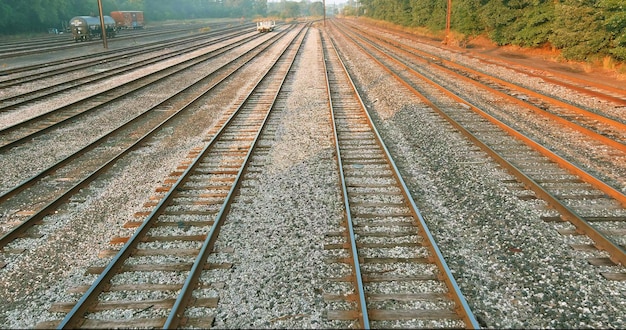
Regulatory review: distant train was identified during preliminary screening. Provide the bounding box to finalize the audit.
[69,15,117,42]
[110,11,144,30]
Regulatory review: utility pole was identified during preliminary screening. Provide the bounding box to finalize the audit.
[98,0,108,49]
[323,0,326,27]
[444,0,451,45]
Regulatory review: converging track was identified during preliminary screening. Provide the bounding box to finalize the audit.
[321,29,479,328]
[329,19,626,278]
[1,17,624,329]
[36,23,310,329]
[0,24,296,263]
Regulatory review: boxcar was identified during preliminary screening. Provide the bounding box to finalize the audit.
[70,15,117,42]
[110,11,144,29]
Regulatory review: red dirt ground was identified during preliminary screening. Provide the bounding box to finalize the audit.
[463,35,626,91]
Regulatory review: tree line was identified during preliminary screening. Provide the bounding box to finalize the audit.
[2,0,624,63]
[0,0,323,36]
[347,0,626,62]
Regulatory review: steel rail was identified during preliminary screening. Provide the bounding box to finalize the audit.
[321,30,370,329]
[0,23,254,63]
[328,21,626,267]
[0,29,255,109]
[339,19,626,104]
[0,28,286,152]
[337,21,626,153]
[383,38,626,128]
[0,27,287,205]
[326,27,481,329]
[333,20,626,207]
[0,24,253,83]
[0,27,294,252]
[467,53,626,103]
[165,22,309,329]
[0,26,195,57]
[57,23,305,329]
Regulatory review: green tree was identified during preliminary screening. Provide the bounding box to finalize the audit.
[550,0,610,60]
[408,0,435,27]
[280,0,301,18]
[309,1,324,17]
[599,0,626,60]
[480,0,553,47]
[0,0,86,34]
[350,0,624,63]
[254,0,268,17]
[453,0,483,37]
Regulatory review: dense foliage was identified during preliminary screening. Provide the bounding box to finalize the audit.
[352,0,626,62]
[0,0,323,35]
[2,0,624,62]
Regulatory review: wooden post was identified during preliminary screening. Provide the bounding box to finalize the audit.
[444,0,451,45]
[323,0,326,27]
[98,0,108,49]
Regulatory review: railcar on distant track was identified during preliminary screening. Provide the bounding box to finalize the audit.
[110,11,144,29]
[69,15,117,42]
[256,21,275,33]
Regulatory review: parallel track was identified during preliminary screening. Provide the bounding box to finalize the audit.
[0,28,271,152]
[336,21,626,153]
[0,28,253,110]
[0,23,246,61]
[0,25,294,259]
[328,20,626,278]
[322,28,480,328]
[0,24,252,85]
[339,19,626,107]
[35,23,309,329]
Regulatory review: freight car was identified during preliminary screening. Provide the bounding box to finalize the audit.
[110,11,144,29]
[69,15,117,42]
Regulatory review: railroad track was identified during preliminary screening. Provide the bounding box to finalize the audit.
[344,23,626,150]
[0,25,252,89]
[334,20,626,192]
[32,23,309,329]
[340,19,626,108]
[0,27,254,108]
[1,18,624,329]
[0,25,296,265]
[0,35,75,57]
[321,28,480,328]
[0,23,246,61]
[328,20,626,278]
[0,27,277,152]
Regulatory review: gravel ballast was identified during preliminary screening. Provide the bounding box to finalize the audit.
[1,21,625,329]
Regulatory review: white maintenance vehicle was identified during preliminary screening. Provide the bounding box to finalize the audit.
[256,20,275,33]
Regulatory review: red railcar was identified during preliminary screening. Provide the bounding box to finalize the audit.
[110,11,144,29]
